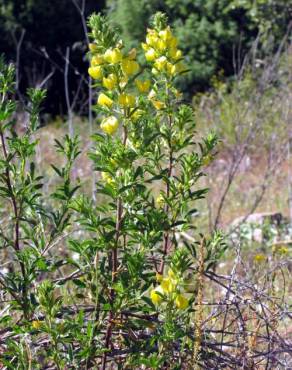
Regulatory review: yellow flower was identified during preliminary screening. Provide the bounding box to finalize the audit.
[101,171,115,184]
[135,79,151,93]
[118,94,136,108]
[152,100,165,110]
[151,67,159,75]
[161,278,175,294]
[156,273,163,282]
[110,158,118,167]
[145,48,157,62]
[168,37,178,49]
[88,66,103,80]
[146,30,159,47]
[272,244,289,254]
[156,39,167,52]
[203,155,212,166]
[141,42,149,51]
[168,269,175,279]
[166,62,176,76]
[175,294,188,310]
[119,76,128,89]
[88,43,98,52]
[102,74,117,90]
[173,89,183,99]
[159,26,173,41]
[104,48,123,64]
[91,54,104,66]
[156,194,164,207]
[154,56,167,71]
[148,89,156,100]
[174,49,182,60]
[254,254,266,263]
[100,116,119,135]
[150,286,163,305]
[97,93,113,108]
[121,59,140,76]
[32,320,42,330]
[128,48,137,60]
[278,246,289,254]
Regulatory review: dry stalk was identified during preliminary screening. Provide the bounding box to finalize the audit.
[192,237,205,368]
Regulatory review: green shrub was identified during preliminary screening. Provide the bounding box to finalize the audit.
[0,14,221,368]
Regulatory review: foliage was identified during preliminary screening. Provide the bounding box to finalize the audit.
[192,45,292,229]
[0,0,105,115]
[107,0,291,95]
[229,0,292,43]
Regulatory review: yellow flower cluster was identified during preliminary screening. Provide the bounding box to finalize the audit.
[88,43,148,135]
[89,46,140,83]
[150,269,189,310]
[142,26,185,77]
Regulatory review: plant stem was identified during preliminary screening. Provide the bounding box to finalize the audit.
[159,81,173,275]
[102,125,127,370]
[0,128,28,318]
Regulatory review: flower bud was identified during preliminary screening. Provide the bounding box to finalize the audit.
[156,273,163,282]
[89,43,98,52]
[141,42,149,51]
[175,294,188,310]
[156,194,164,207]
[131,109,144,122]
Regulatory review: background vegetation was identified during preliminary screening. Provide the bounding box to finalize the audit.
[1,0,291,114]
